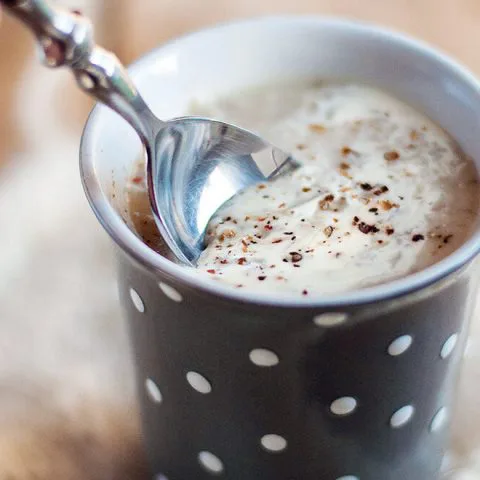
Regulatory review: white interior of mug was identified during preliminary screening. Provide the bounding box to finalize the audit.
[80,16,480,306]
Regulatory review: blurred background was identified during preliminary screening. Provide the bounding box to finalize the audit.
[1,1,480,479]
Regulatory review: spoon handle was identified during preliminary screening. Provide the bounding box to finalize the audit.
[1,0,161,142]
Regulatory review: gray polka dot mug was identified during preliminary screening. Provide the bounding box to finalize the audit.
[80,17,480,480]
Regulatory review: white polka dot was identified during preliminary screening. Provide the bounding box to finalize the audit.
[154,475,169,480]
[249,349,279,367]
[440,450,455,473]
[441,333,458,359]
[159,282,183,302]
[330,397,357,416]
[145,378,162,404]
[463,338,474,358]
[313,312,348,327]
[430,407,449,433]
[129,287,145,313]
[198,451,224,474]
[390,405,415,428]
[186,371,212,394]
[336,476,359,480]
[388,335,413,356]
[260,434,287,452]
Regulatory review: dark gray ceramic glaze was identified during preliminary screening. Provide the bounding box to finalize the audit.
[117,253,478,480]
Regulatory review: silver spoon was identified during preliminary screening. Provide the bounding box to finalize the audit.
[2,0,299,265]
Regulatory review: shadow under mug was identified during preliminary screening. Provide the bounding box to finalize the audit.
[80,16,480,480]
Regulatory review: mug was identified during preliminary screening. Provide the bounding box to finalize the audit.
[80,16,480,480]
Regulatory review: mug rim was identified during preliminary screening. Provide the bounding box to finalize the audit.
[80,14,480,308]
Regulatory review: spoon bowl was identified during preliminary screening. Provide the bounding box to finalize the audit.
[3,0,298,265]
[148,117,297,264]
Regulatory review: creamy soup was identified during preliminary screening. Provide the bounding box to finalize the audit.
[127,82,480,296]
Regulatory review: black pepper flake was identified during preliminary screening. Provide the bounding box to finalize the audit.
[289,252,303,262]
[258,276,267,281]
[373,185,389,196]
[358,222,379,234]
[386,228,395,235]
[319,194,335,210]
[284,231,293,235]
[341,147,358,157]
[302,289,308,295]
[291,236,297,241]
[352,216,359,225]
[412,234,425,242]
[369,208,378,213]
[360,182,373,191]
[443,234,453,244]
[358,222,371,234]
[324,226,335,237]
[293,264,301,268]
[384,150,400,161]
[309,123,326,133]
[282,258,289,263]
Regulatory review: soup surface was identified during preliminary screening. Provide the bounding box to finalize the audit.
[128,82,480,295]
